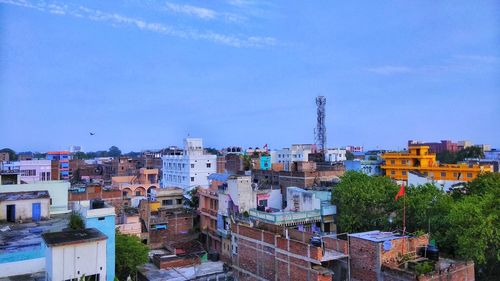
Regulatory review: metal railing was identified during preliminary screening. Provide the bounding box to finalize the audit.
[249,208,321,224]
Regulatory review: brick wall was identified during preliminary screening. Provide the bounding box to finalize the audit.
[152,254,200,269]
[232,224,330,281]
[349,237,379,281]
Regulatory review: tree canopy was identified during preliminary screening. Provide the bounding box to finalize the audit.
[108,146,122,157]
[115,230,149,280]
[436,146,485,164]
[345,151,355,160]
[0,148,17,161]
[332,171,500,280]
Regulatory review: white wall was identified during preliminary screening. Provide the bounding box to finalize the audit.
[325,148,347,162]
[0,198,50,221]
[0,258,45,278]
[19,160,52,183]
[0,181,70,214]
[285,187,320,212]
[227,176,254,212]
[46,240,107,281]
[162,154,216,190]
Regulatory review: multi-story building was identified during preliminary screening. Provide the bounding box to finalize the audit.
[274,144,315,171]
[0,160,52,184]
[381,145,492,182]
[324,148,347,163]
[408,140,459,154]
[112,168,159,206]
[138,196,195,249]
[345,145,364,153]
[161,138,217,190]
[230,222,348,281]
[198,176,224,255]
[46,151,70,180]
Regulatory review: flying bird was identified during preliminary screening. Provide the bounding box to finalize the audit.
[89,132,95,136]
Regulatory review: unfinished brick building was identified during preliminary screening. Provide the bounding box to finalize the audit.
[230,223,349,281]
[349,231,475,281]
[138,200,196,249]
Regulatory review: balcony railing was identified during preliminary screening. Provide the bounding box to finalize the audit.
[249,209,321,225]
[217,228,231,238]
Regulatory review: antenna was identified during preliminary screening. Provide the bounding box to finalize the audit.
[315,96,327,154]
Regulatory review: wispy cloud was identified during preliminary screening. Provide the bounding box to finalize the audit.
[1,0,277,48]
[366,66,414,75]
[163,2,244,23]
[164,2,216,20]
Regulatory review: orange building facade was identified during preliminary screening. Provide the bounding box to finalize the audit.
[381,146,491,182]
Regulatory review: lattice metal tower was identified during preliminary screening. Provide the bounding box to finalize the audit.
[315,96,327,153]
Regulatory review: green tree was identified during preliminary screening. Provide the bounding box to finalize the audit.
[73,151,87,159]
[108,146,122,157]
[204,147,221,156]
[115,230,149,280]
[404,184,453,249]
[345,151,355,160]
[0,148,17,161]
[186,187,199,209]
[68,212,85,230]
[436,150,457,164]
[332,171,400,233]
[456,146,484,161]
[242,155,253,171]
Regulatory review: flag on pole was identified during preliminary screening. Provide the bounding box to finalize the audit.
[395,184,405,201]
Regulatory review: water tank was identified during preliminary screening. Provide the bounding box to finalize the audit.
[310,237,322,247]
[419,245,439,261]
[91,200,105,209]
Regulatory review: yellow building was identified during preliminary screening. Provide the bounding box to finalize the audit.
[381,146,491,182]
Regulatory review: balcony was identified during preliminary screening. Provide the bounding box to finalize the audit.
[321,205,336,216]
[249,209,321,225]
[217,228,231,238]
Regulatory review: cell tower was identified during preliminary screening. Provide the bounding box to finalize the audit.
[315,96,327,154]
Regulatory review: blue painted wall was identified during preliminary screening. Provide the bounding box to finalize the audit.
[85,215,115,281]
[344,160,382,176]
[260,156,271,170]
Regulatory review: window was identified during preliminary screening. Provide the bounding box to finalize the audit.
[391,171,395,175]
[467,173,473,178]
[162,199,173,206]
[390,160,395,165]
[191,177,195,182]
[441,172,446,177]
[191,164,195,168]
[402,171,407,176]
[402,160,406,165]
[177,199,183,205]
[259,200,268,207]
[135,191,141,196]
[206,163,211,168]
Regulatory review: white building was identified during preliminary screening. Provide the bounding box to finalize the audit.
[0,160,52,183]
[162,138,217,190]
[274,144,314,171]
[218,175,282,214]
[42,228,107,281]
[325,148,347,163]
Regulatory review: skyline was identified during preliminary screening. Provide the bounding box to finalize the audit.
[1,0,499,152]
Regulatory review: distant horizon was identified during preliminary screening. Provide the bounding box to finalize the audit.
[1,1,499,152]
[2,137,497,155]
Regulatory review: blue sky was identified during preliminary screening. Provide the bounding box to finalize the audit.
[1,0,499,152]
